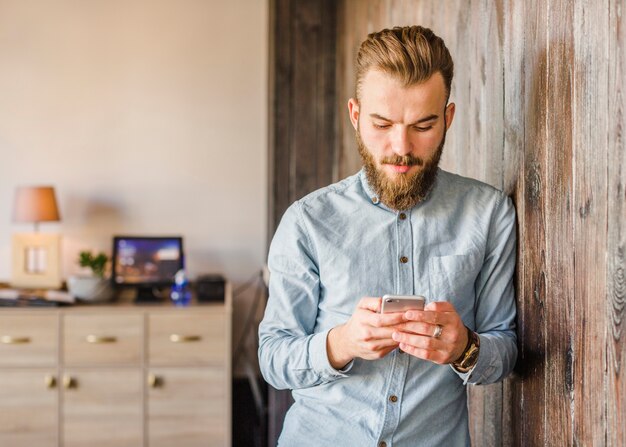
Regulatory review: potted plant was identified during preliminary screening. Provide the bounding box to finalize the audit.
[67,250,114,302]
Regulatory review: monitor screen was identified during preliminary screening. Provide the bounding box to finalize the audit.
[112,236,184,287]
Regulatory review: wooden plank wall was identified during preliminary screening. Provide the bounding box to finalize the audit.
[269,0,338,236]
[608,0,626,444]
[334,0,626,445]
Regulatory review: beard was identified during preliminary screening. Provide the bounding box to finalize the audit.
[356,124,446,211]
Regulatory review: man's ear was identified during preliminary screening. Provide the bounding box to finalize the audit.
[444,102,456,130]
[348,98,360,130]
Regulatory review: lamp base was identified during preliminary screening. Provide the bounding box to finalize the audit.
[11,233,62,289]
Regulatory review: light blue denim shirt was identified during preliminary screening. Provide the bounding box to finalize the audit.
[259,168,517,447]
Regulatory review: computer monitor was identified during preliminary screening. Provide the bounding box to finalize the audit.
[111,236,184,302]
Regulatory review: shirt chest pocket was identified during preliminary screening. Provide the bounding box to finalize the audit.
[428,252,482,303]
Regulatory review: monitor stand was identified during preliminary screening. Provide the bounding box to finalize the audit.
[134,286,165,304]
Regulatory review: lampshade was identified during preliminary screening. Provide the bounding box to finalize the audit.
[13,186,61,223]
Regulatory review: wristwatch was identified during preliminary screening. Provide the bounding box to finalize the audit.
[452,327,480,373]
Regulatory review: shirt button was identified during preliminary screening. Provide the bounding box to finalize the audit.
[399,212,407,220]
[389,395,398,403]
[372,196,379,204]
[400,256,408,264]
[379,442,387,447]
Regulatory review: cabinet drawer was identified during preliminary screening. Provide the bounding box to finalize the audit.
[149,313,226,366]
[0,314,58,367]
[64,314,143,366]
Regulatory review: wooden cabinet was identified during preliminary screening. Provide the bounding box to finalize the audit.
[147,312,230,446]
[0,289,231,447]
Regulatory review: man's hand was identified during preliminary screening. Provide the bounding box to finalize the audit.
[391,301,468,365]
[327,297,406,369]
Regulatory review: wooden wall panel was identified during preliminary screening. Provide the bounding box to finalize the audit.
[501,1,525,444]
[607,1,626,445]
[545,1,575,445]
[517,0,549,444]
[572,2,610,445]
[269,0,337,235]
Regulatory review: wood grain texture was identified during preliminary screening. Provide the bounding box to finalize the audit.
[545,1,576,445]
[268,0,293,237]
[517,1,549,444]
[63,369,143,447]
[148,367,227,447]
[607,1,626,445]
[63,314,142,366]
[0,313,58,367]
[148,312,227,367]
[501,0,525,442]
[0,369,58,447]
[572,2,610,445]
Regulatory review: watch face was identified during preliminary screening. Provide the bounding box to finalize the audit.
[463,346,479,366]
[452,330,480,372]
[467,345,478,363]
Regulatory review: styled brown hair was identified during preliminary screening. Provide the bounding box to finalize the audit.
[355,26,454,101]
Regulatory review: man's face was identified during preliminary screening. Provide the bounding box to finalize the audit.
[348,70,455,210]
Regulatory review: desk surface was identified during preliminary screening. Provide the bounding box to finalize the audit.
[0,282,232,311]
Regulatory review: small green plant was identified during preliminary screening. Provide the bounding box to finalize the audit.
[78,251,108,278]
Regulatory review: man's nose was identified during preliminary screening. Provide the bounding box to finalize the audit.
[390,127,412,156]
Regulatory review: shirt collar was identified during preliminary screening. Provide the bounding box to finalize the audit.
[358,168,380,205]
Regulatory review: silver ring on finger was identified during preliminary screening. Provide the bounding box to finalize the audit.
[433,324,443,339]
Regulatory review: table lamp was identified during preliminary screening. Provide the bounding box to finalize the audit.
[11,186,63,289]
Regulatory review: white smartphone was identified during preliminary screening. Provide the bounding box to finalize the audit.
[380,295,426,313]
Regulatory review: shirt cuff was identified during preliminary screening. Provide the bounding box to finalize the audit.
[450,334,496,385]
[308,328,353,381]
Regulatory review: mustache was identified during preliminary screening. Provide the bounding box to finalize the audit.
[380,154,424,167]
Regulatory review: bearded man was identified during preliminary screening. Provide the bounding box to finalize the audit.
[259,25,517,447]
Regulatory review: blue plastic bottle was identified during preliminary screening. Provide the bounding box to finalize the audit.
[170,269,191,306]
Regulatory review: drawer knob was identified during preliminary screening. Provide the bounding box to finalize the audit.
[85,335,117,344]
[1,335,31,344]
[63,375,77,389]
[148,373,163,388]
[169,334,201,343]
[45,375,57,389]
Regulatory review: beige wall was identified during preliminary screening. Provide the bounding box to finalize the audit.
[0,0,268,365]
[0,0,268,278]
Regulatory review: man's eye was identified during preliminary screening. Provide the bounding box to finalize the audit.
[373,123,391,129]
[414,125,433,132]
